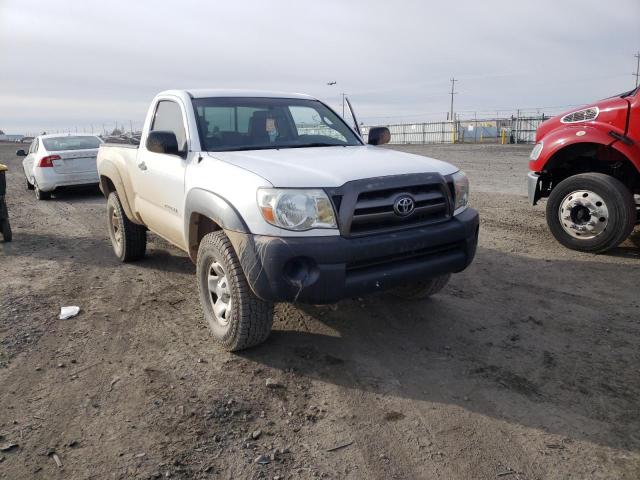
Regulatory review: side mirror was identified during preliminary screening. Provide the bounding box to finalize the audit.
[367,127,391,146]
[16,149,27,157]
[146,130,180,156]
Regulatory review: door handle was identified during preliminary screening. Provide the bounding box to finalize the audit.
[137,161,147,171]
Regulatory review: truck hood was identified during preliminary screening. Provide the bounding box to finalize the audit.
[209,145,458,187]
[536,95,630,142]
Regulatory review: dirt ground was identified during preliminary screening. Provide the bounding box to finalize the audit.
[1,142,639,480]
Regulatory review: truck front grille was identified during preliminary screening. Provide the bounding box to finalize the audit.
[350,185,448,234]
[328,174,453,237]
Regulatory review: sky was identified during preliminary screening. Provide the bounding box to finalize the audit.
[1,0,639,134]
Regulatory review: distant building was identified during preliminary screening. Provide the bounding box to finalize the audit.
[0,134,25,142]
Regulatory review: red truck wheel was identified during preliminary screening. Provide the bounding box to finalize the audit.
[546,173,636,253]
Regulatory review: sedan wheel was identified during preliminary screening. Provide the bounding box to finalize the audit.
[34,182,51,200]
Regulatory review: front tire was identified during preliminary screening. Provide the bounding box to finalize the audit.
[106,191,146,262]
[25,177,34,190]
[546,173,635,253]
[391,274,451,300]
[196,231,273,351]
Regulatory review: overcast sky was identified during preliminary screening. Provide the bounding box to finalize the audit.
[1,0,639,134]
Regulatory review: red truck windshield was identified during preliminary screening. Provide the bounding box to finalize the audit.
[192,97,362,152]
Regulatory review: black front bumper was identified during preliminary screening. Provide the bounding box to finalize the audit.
[226,207,479,304]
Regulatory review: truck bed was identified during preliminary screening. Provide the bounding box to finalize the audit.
[100,142,139,149]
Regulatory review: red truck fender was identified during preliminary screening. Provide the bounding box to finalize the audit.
[529,125,640,172]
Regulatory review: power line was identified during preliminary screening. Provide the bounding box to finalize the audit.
[449,78,457,121]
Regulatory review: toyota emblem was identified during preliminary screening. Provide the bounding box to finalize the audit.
[393,195,415,217]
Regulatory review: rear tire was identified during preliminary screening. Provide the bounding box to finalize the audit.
[34,182,51,200]
[546,173,635,253]
[25,177,34,190]
[391,274,451,300]
[196,231,273,351]
[106,191,146,262]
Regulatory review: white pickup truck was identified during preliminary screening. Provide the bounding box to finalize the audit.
[97,90,479,350]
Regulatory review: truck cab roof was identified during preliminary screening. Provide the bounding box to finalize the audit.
[161,89,316,100]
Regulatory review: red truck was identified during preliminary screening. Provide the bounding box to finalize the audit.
[528,87,640,252]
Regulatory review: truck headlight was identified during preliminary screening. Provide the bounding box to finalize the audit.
[530,141,543,161]
[452,170,469,215]
[257,188,337,231]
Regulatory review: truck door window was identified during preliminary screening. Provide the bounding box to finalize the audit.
[151,100,187,152]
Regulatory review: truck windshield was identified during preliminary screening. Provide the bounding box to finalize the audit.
[192,97,362,151]
[42,136,102,151]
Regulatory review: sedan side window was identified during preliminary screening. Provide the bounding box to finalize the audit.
[151,100,187,153]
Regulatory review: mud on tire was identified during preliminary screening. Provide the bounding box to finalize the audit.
[196,231,273,351]
[391,274,451,300]
[107,191,146,262]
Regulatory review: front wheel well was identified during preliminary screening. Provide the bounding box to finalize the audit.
[188,213,222,261]
[541,143,639,197]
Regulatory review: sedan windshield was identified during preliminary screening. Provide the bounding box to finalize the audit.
[42,136,102,151]
[192,97,362,151]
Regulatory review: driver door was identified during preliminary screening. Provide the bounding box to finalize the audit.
[133,99,190,249]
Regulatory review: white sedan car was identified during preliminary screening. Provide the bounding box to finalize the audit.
[17,134,103,200]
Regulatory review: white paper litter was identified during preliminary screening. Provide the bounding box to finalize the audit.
[59,306,80,320]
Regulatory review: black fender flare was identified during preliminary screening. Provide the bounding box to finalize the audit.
[184,188,249,260]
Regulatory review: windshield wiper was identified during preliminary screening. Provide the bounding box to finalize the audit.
[281,143,345,149]
[211,143,347,152]
[620,87,639,98]
[214,145,282,152]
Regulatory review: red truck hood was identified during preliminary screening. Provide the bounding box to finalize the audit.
[536,96,630,142]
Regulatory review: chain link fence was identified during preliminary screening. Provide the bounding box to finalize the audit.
[361,114,548,145]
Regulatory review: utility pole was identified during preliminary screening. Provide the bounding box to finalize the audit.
[341,93,346,118]
[449,78,457,122]
[634,52,640,88]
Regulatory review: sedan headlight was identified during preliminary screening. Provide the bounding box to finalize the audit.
[452,170,469,214]
[257,188,337,231]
